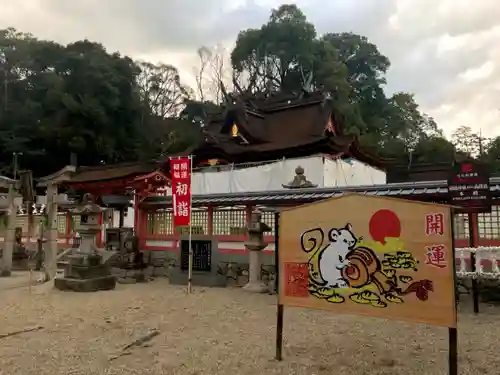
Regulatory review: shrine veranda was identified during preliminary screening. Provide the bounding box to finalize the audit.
[6,89,500,280]
[0,179,498,262]
[138,179,500,274]
[1,178,499,276]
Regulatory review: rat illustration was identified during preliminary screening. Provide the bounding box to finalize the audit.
[318,223,357,288]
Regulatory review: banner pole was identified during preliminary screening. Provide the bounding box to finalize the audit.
[187,155,193,294]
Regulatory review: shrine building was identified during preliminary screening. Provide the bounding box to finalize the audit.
[22,89,500,270]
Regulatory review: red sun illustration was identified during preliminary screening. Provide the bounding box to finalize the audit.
[369,209,401,244]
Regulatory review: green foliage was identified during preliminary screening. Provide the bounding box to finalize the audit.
[482,136,500,175]
[228,4,500,173]
[0,28,201,177]
[1,6,499,178]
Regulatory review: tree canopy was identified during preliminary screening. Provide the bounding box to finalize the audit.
[0,4,498,178]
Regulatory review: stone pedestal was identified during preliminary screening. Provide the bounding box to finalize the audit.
[54,194,116,292]
[54,252,116,292]
[242,210,271,293]
[243,246,268,293]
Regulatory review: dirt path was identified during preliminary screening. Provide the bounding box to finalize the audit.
[0,280,498,375]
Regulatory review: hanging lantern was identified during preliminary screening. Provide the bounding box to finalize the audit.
[231,123,238,137]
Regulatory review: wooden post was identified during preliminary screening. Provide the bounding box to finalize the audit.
[245,205,253,226]
[45,184,58,281]
[468,213,480,313]
[207,206,214,235]
[0,183,16,277]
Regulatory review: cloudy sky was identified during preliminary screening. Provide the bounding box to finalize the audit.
[1,0,500,139]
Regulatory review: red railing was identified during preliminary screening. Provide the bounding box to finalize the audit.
[139,204,500,255]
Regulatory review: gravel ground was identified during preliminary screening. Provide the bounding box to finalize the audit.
[0,278,498,375]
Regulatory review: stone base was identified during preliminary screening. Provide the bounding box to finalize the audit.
[243,281,269,293]
[11,259,30,271]
[117,271,147,283]
[65,264,111,279]
[169,270,227,288]
[54,275,116,292]
[0,269,12,277]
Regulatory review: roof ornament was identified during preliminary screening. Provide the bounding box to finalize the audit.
[232,75,258,110]
[282,166,318,189]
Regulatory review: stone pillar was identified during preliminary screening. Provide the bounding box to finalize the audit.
[45,184,58,280]
[0,183,16,277]
[244,247,268,292]
[243,211,270,293]
[79,229,98,253]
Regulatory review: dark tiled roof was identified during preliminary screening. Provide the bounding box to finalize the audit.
[100,195,132,206]
[66,162,159,183]
[179,136,354,167]
[181,91,393,169]
[142,177,500,207]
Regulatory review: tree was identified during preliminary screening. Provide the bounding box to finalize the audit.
[0,28,147,176]
[412,135,456,164]
[320,32,389,132]
[231,4,317,93]
[0,10,459,177]
[481,136,500,175]
[193,45,230,103]
[452,125,480,157]
[137,115,202,160]
[137,61,190,118]
[229,4,446,164]
[179,99,221,125]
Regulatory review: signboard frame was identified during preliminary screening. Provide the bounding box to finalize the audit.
[274,193,458,375]
[448,160,491,214]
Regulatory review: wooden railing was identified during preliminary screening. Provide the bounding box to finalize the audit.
[139,204,500,252]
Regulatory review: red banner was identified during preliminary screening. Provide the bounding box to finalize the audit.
[170,157,192,228]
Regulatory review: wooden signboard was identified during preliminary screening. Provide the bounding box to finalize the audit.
[448,160,491,213]
[278,193,456,328]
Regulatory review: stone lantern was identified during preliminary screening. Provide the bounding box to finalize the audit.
[70,194,107,256]
[243,210,271,293]
[54,193,116,292]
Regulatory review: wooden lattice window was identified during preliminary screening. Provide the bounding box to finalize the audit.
[146,211,173,236]
[453,213,469,239]
[478,205,500,239]
[156,212,166,235]
[71,215,81,231]
[57,215,67,235]
[260,210,275,235]
[213,207,246,235]
[175,208,207,235]
[190,209,208,235]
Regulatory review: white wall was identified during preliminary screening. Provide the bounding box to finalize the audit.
[165,155,326,195]
[163,155,387,196]
[323,157,386,187]
[111,207,135,228]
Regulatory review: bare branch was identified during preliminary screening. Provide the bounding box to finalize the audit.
[137,61,188,118]
[192,44,232,103]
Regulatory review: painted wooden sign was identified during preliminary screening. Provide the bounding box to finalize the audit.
[278,193,456,328]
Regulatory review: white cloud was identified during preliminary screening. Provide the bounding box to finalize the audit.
[0,0,499,138]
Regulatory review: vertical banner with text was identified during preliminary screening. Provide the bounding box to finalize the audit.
[170,157,192,228]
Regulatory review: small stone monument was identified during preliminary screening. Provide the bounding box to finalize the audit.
[54,194,116,292]
[12,227,29,269]
[282,166,318,189]
[243,211,271,293]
